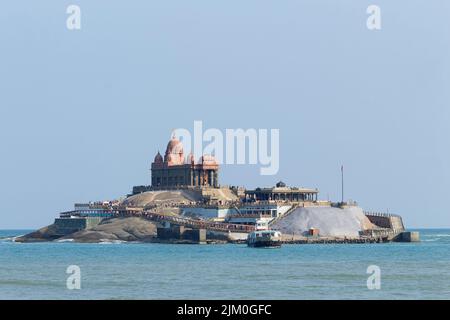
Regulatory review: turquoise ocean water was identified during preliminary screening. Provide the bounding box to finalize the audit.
[0,229,449,300]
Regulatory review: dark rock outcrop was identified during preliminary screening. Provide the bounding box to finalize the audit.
[15,217,158,243]
[15,224,62,242]
[62,217,157,243]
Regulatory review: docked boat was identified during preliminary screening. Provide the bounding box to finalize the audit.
[247,219,282,248]
[247,229,282,248]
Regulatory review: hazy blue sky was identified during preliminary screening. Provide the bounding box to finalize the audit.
[1,1,449,228]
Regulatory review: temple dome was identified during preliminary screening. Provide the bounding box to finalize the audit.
[276,181,286,188]
[165,137,183,155]
[164,136,184,165]
[154,151,163,163]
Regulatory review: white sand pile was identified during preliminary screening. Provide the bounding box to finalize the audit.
[271,206,374,238]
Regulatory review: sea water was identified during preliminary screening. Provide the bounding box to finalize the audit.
[0,229,449,300]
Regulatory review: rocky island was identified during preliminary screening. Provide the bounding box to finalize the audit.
[16,136,419,244]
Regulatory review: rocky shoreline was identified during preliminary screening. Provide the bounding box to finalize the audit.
[15,217,158,243]
[14,217,230,244]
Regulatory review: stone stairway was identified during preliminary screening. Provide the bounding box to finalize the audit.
[269,204,298,227]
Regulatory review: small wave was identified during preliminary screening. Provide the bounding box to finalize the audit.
[1,236,25,243]
[423,234,450,237]
[0,279,61,288]
[99,239,126,244]
[56,239,74,243]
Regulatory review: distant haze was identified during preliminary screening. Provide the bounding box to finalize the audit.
[0,1,449,228]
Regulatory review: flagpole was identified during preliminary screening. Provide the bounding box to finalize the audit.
[341,165,344,204]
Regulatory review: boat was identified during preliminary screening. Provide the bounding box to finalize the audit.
[247,230,282,248]
[247,219,282,248]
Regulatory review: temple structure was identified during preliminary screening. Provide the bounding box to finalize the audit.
[245,181,319,202]
[151,136,219,189]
